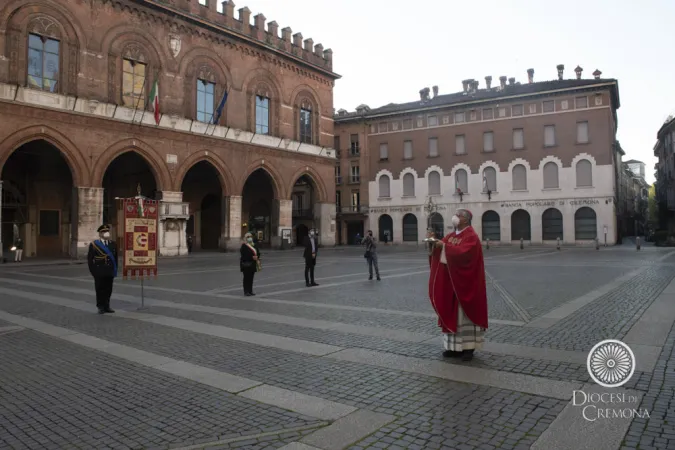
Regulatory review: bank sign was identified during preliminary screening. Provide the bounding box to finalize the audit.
[499,197,608,209]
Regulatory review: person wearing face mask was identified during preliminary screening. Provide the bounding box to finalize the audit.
[362,230,380,281]
[87,224,119,314]
[240,232,261,296]
[428,209,488,361]
[302,229,319,287]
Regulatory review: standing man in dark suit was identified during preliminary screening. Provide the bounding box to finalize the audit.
[303,229,319,287]
[87,224,119,314]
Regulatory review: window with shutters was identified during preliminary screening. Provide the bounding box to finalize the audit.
[428,116,438,126]
[428,171,441,195]
[544,125,556,147]
[512,164,527,190]
[402,173,415,197]
[576,159,593,187]
[577,121,589,144]
[455,169,468,193]
[428,138,438,157]
[378,175,390,198]
[455,135,466,155]
[350,165,360,183]
[512,104,523,116]
[483,132,494,152]
[483,167,497,192]
[575,96,588,108]
[454,112,465,123]
[513,128,524,149]
[543,162,559,189]
[379,143,388,160]
[403,141,413,159]
[543,100,555,113]
[482,108,493,120]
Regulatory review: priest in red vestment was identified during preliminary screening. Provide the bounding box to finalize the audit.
[428,209,488,361]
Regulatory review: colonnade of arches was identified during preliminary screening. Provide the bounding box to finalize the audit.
[0,138,324,257]
[375,207,599,244]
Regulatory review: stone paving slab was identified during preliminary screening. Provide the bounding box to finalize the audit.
[299,410,395,450]
[0,329,324,450]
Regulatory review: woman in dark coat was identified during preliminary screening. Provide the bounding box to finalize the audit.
[240,232,261,296]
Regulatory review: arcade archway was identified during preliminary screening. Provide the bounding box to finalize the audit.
[292,174,316,245]
[181,161,223,250]
[242,169,276,246]
[511,209,531,241]
[102,152,158,233]
[429,212,444,238]
[378,214,393,242]
[1,140,74,257]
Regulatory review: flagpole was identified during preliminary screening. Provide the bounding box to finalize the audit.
[204,87,229,135]
[130,74,147,125]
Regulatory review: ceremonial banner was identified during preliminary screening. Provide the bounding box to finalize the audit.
[120,193,159,280]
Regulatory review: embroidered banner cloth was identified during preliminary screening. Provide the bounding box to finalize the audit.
[119,197,159,279]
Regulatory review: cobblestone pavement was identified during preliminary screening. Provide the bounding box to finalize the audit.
[0,245,674,449]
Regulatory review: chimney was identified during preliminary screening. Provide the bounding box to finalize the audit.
[432,85,438,98]
[323,48,333,62]
[462,79,471,92]
[508,77,515,85]
[222,1,235,25]
[303,38,314,53]
[499,76,507,89]
[314,43,323,57]
[254,13,265,31]
[281,27,292,42]
[470,80,479,92]
[267,20,279,38]
[593,69,602,79]
[556,64,564,80]
[527,68,534,84]
[419,89,426,101]
[293,32,303,48]
[575,65,583,79]
[485,76,492,89]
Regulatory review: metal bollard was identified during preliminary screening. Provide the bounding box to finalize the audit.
[520,237,524,250]
[486,238,490,250]
[556,237,561,251]
[636,236,641,251]
[595,238,600,250]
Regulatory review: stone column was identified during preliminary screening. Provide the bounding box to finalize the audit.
[314,202,336,247]
[74,187,104,259]
[224,195,242,251]
[271,199,292,248]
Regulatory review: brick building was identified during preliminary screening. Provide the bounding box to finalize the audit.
[335,66,622,245]
[655,116,675,232]
[0,0,339,259]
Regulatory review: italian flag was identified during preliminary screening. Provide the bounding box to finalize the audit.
[149,77,160,125]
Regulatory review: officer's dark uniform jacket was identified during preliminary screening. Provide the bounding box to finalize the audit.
[87,240,119,278]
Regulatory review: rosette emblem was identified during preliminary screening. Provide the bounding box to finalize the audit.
[587,339,636,388]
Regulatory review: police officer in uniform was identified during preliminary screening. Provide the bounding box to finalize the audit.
[87,224,119,314]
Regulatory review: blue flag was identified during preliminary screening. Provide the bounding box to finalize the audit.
[212,90,228,124]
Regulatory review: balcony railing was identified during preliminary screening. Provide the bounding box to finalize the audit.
[349,176,360,184]
[340,205,369,214]
[292,208,313,219]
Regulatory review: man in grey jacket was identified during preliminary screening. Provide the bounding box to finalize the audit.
[363,230,380,281]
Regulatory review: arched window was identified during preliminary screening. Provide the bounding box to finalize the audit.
[294,92,320,145]
[378,175,390,198]
[455,169,468,193]
[429,213,444,238]
[576,159,593,187]
[403,173,415,197]
[402,213,418,241]
[512,164,527,191]
[378,214,393,242]
[543,162,559,189]
[428,171,441,195]
[121,45,149,108]
[482,211,501,241]
[542,208,563,240]
[483,167,497,192]
[575,207,597,239]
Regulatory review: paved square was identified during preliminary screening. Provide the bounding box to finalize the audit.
[0,244,674,449]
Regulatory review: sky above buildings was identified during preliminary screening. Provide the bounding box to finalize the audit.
[241,0,675,184]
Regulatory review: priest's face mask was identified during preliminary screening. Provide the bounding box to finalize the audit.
[451,215,460,227]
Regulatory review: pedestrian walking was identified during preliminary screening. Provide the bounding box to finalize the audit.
[13,237,23,262]
[383,232,389,245]
[303,229,319,287]
[363,230,380,281]
[187,234,193,253]
[240,232,261,296]
[429,209,488,361]
[87,224,118,314]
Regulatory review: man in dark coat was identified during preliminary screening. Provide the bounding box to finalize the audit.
[87,224,119,314]
[303,229,319,287]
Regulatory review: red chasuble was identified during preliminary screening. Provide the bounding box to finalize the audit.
[428,226,488,333]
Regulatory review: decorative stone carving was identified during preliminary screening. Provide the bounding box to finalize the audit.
[27,16,60,39]
[197,65,216,83]
[122,44,146,63]
[169,34,182,58]
[88,99,99,114]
